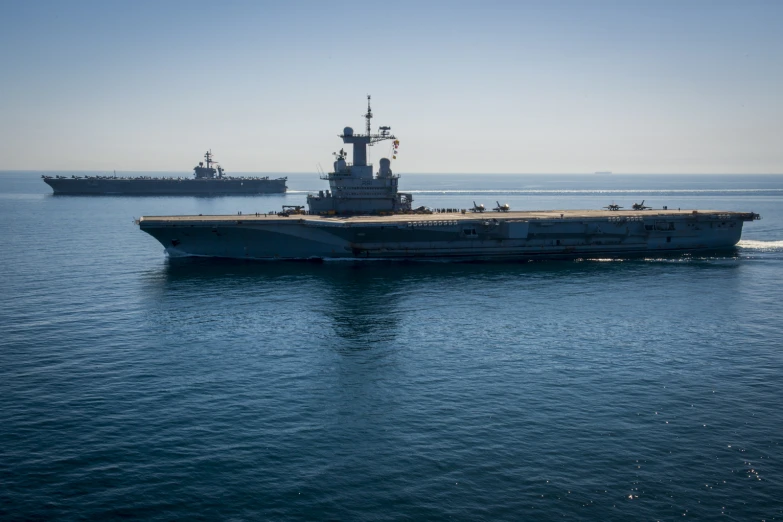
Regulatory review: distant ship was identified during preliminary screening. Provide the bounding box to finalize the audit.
[138,98,760,261]
[42,151,287,195]
[594,171,612,175]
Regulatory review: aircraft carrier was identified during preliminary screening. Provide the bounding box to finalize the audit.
[138,98,760,261]
[43,151,287,195]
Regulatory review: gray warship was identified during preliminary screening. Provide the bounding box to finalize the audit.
[138,97,760,261]
[42,151,287,195]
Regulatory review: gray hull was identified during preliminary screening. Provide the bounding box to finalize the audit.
[138,209,758,261]
[43,177,286,195]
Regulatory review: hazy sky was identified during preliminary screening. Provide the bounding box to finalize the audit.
[2,0,781,173]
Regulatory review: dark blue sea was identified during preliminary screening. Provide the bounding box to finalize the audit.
[2,172,782,521]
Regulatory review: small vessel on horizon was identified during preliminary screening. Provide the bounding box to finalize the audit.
[138,98,760,261]
[42,150,287,195]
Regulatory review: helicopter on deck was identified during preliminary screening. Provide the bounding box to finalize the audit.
[493,201,510,212]
[603,203,623,211]
[632,200,652,210]
[471,201,486,213]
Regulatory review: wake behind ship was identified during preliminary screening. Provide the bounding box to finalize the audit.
[138,98,760,261]
[42,151,287,195]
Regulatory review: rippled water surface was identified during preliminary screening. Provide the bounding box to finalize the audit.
[2,173,782,520]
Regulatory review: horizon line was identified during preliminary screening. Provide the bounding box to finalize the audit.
[4,170,783,176]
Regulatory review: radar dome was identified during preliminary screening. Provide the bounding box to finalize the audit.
[379,157,392,177]
[343,127,354,136]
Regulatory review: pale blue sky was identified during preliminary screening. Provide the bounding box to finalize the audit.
[2,0,781,173]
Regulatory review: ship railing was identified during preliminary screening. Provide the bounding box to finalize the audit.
[321,171,359,180]
[320,170,399,182]
[341,162,374,168]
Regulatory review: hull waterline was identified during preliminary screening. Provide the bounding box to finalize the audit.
[138,209,758,262]
[43,177,287,195]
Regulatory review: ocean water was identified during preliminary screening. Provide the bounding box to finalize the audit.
[1,172,782,520]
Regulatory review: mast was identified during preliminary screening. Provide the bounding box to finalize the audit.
[340,96,395,169]
[364,95,372,137]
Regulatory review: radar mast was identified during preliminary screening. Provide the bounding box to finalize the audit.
[364,95,373,138]
[339,95,396,168]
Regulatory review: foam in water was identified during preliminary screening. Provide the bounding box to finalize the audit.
[737,240,783,251]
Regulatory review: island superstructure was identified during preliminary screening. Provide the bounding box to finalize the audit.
[307,96,412,214]
[138,98,760,261]
[42,151,287,195]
